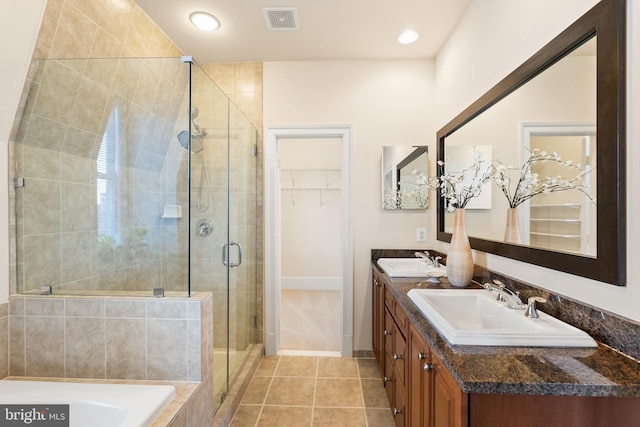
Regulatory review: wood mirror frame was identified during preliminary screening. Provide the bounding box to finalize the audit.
[436,0,626,285]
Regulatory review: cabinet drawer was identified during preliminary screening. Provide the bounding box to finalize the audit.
[394,302,408,336]
[394,329,407,386]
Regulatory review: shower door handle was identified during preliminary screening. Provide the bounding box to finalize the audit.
[222,241,242,267]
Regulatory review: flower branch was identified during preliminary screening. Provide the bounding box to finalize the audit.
[493,148,595,208]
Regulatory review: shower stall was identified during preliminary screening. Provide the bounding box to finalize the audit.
[12,56,259,414]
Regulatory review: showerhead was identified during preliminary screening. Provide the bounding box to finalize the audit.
[177,130,203,153]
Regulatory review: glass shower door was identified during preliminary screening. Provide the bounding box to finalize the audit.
[188,62,258,411]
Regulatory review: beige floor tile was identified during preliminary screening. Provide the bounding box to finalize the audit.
[257,406,312,426]
[265,377,315,406]
[230,405,261,426]
[357,358,380,379]
[241,376,272,405]
[312,407,366,426]
[317,357,358,378]
[275,356,318,377]
[365,408,395,427]
[361,378,390,408]
[231,356,391,427]
[314,378,363,407]
[254,356,279,377]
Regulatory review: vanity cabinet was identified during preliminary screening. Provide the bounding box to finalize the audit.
[372,268,385,376]
[373,264,640,427]
[384,284,408,426]
[408,321,468,427]
[374,267,466,427]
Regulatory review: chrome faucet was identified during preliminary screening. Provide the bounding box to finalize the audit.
[524,296,547,318]
[483,280,525,309]
[414,251,442,268]
[415,251,431,263]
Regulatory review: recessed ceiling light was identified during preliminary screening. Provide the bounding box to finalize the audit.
[189,11,220,32]
[398,30,419,44]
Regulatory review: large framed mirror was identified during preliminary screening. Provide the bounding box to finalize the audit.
[437,0,626,285]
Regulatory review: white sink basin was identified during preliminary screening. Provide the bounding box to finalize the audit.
[378,258,447,278]
[408,289,597,347]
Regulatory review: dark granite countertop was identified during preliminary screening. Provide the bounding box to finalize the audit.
[375,263,640,397]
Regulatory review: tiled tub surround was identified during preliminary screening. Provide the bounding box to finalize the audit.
[372,250,640,397]
[9,293,213,382]
[5,377,204,427]
[0,303,7,379]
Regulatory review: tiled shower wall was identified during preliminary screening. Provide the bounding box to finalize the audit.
[7,0,265,345]
[8,293,213,382]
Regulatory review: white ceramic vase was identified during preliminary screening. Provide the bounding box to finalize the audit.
[446,208,474,287]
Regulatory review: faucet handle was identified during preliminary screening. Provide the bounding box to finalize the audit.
[525,296,547,318]
[492,279,505,289]
[433,256,442,268]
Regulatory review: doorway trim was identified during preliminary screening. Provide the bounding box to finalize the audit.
[264,126,353,357]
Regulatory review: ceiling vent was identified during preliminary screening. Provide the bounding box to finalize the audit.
[262,7,299,31]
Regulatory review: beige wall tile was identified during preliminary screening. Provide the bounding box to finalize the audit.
[65,298,105,317]
[9,315,25,376]
[187,319,201,381]
[24,298,64,317]
[106,318,145,379]
[105,299,146,317]
[66,317,106,378]
[23,179,60,235]
[61,231,91,283]
[25,316,65,377]
[147,318,188,380]
[146,300,187,319]
[50,3,98,58]
[0,311,8,379]
[187,378,214,427]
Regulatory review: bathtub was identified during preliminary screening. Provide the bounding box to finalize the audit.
[0,380,175,427]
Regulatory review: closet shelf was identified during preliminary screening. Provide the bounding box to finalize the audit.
[530,203,581,209]
[530,232,583,239]
[530,218,581,223]
[281,187,340,191]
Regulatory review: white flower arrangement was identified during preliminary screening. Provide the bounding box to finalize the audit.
[383,170,430,209]
[493,148,594,208]
[436,149,494,212]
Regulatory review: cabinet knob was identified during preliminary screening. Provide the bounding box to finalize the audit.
[383,330,391,336]
[374,279,379,286]
[423,362,432,371]
[393,353,402,361]
[393,408,402,416]
[417,352,426,360]
[384,376,392,383]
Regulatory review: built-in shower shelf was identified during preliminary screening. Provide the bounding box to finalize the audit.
[161,205,183,218]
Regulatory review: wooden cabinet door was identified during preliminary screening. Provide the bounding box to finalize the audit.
[372,269,384,376]
[393,381,407,427]
[408,323,432,427]
[432,353,468,427]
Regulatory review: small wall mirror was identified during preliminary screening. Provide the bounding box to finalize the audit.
[382,146,429,210]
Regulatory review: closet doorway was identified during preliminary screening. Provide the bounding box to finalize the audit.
[265,127,353,357]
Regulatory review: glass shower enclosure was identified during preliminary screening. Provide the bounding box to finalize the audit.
[13,56,258,412]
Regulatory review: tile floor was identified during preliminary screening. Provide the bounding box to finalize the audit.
[229,356,395,426]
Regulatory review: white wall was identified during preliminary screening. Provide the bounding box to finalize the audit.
[0,0,47,304]
[435,0,640,321]
[264,60,435,351]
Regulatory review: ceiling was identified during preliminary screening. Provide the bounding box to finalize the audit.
[133,0,471,63]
